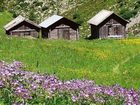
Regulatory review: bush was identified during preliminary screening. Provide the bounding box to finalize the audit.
[73,13,84,25]
[120,9,138,20]
[42,6,48,11]
[117,0,126,7]
[136,0,140,4]
[0,0,4,12]
[29,10,37,22]
[120,11,132,20]
[8,10,18,18]
[134,3,140,9]
[0,8,4,12]
[119,8,129,15]
[131,10,138,16]
[73,13,80,19]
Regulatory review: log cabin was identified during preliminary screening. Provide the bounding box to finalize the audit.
[4,15,40,37]
[88,10,129,39]
[39,15,80,40]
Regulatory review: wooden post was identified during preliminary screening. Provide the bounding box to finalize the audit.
[76,28,79,40]
[124,26,127,38]
[48,29,51,39]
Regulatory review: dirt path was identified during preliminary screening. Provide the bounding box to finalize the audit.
[113,54,137,73]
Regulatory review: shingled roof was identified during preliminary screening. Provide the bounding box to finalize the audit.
[4,15,40,31]
[88,10,128,26]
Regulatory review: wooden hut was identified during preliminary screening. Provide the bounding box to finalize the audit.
[39,15,80,40]
[4,15,40,37]
[88,10,129,39]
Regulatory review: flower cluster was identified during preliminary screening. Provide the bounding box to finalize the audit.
[0,61,139,105]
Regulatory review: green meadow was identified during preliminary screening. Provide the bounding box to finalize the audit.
[0,12,140,89]
[0,37,140,89]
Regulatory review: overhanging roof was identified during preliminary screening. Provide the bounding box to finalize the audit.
[4,15,40,31]
[88,10,128,26]
[39,15,63,28]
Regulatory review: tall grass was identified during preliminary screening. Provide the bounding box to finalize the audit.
[0,11,140,89]
[0,37,140,89]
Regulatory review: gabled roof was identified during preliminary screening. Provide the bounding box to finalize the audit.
[4,15,40,31]
[88,10,128,26]
[39,15,63,28]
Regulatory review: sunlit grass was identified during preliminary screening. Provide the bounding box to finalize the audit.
[0,11,140,90]
[0,37,140,89]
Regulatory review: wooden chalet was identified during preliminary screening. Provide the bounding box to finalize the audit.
[88,10,129,39]
[39,15,80,40]
[4,15,40,37]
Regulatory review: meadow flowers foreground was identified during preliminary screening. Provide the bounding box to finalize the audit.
[0,61,140,105]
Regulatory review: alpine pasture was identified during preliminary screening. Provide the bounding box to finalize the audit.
[0,11,140,89]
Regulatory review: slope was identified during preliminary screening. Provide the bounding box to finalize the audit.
[63,0,140,37]
[0,10,140,89]
[0,11,12,36]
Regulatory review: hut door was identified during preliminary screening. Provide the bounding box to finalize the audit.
[108,26,114,36]
[62,28,70,40]
[114,26,121,35]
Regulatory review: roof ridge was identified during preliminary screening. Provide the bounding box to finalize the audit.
[88,10,127,26]
[39,15,63,28]
[4,15,25,30]
[4,15,40,31]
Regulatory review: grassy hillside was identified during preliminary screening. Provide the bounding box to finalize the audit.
[0,35,140,89]
[0,11,140,90]
[63,0,140,37]
[63,0,115,37]
[0,0,87,23]
[0,11,12,35]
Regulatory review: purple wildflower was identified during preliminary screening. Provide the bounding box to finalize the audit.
[0,80,4,88]
[0,61,140,104]
[15,86,32,99]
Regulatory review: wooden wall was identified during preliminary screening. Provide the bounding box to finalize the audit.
[42,24,79,40]
[99,19,125,38]
[49,25,79,40]
[41,17,79,40]
[90,16,127,39]
[7,21,40,38]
